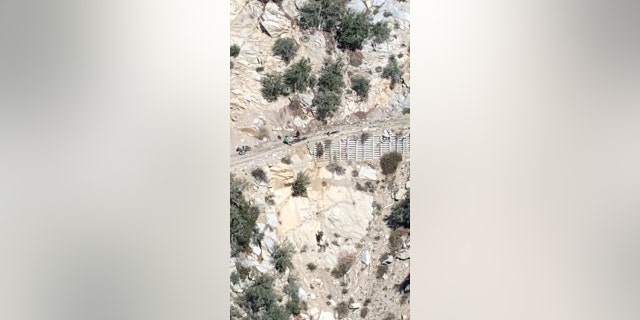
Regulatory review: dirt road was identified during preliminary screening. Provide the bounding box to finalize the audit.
[231,116,410,171]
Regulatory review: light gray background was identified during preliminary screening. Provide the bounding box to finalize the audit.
[0,0,638,319]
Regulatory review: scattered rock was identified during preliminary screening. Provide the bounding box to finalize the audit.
[396,250,410,260]
[231,283,244,294]
[309,293,317,300]
[259,3,288,38]
[346,0,367,13]
[404,284,410,293]
[394,187,407,200]
[329,299,337,307]
[317,311,335,320]
[359,165,378,180]
[382,254,394,265]
[299,288,308,300]
[361,250,371,266]
[349,302,362,309]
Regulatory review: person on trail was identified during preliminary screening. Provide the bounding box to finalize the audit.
[283,136,290,145]
[295,130,301,139]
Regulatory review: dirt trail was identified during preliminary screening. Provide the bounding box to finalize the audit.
[231,116,410,171]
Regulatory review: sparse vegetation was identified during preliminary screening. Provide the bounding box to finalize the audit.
[313,91,341,121]
[292,172,310,197]
[335,301,350,318]
[331,253,355,278]
[382,55,404,89]
[307,262,317,271]
[370,21,391,45]
[350,75,370,100]
[298,0,345,32]
[271,240,296,273]
[251,168,268,183]
[380,151,403,175]
[317,58,346,94]
[336,10,370,50]
[326,163,346,175]
[240,274,280,316]
[386,193,410,229]
[388,229,402,254]
[352,170,359,177]
[272,37,299,64]
[281,156,292,164]
[284,276,302,315]
[402,107,410,114]
[231,44,240,57]
[230,271,241,285]
[230,175,260,256]
[360,307,369,318]
[342,288,348,294]
[283,58,312,94]
[261,72,284,102]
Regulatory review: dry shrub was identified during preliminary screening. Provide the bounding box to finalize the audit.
[331,253,356,278]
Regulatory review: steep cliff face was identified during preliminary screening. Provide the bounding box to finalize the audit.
[230,0,410,152]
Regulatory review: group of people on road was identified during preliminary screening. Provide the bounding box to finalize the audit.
[283,130,301,145]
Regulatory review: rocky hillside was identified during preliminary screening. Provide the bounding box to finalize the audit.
[230,0,410,152]
[230,153,410,320]
[230,0,410,319]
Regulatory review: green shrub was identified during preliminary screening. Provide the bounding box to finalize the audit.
[382,55,403,89]
[251,168,268,183]
[336,10,370,50]
[350,75,370,100]
[284,276,302,315]
[261,72,284,102]
[386,193,410,229]
[283,58,312,93]
[230,271,241,285]
[313,91,341,121]
[317,58,346,93]
[241,274,278,314]
[292,172,310,197]
[298,0,345,32]
[379,151,402,175]
[335,301,350,318]
[281,156,292,164]
[230,175,260,256]
[271,240,296,273]
[231,44,241,57]
[402,107,410,114]
[273,37,299,64]
[370,21,391,44]
[264,304,290,320]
